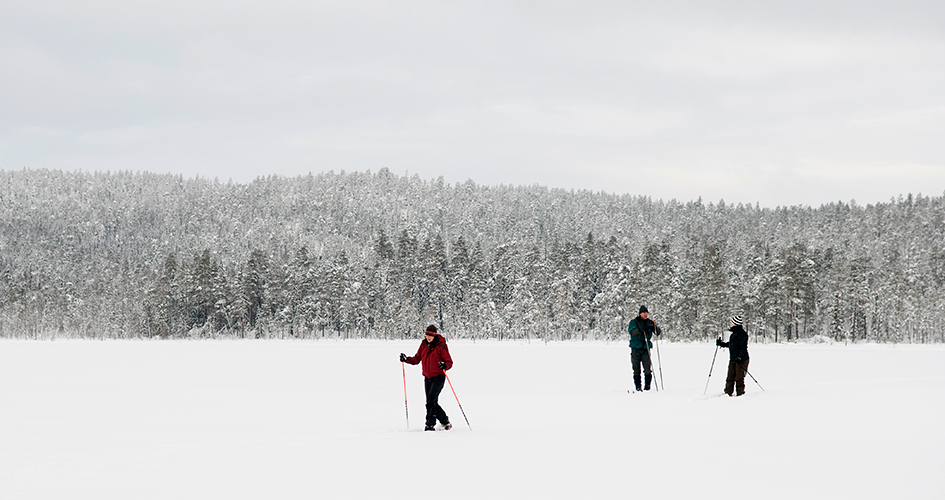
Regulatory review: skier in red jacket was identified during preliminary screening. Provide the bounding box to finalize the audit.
[400,325,453,431]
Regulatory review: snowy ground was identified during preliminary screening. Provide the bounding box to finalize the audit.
[1,339,943,499]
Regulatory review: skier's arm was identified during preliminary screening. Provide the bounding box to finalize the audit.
[645,321,660,340]
[716,337,729,348]
[439,344,453,371]
[731,335,748,361]
[404,344,423,365]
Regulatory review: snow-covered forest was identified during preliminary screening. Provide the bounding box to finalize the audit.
[2,168,943,342]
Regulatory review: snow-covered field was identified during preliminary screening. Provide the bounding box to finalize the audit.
[1,339,943,499]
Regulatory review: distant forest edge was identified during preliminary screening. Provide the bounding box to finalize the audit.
[2,168,944,343]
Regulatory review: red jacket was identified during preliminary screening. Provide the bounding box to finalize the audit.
[404,334,453,378]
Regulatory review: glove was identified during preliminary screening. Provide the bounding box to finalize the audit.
[438,360,446,369]
[400,353,407,362]
[716,337,723,347]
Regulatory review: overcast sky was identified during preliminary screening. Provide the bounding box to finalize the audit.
[3,1,944,207]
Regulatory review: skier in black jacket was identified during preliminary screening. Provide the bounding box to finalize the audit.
[716,315,750,396]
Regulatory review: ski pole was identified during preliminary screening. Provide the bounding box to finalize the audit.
[654,331,664,390]
[402,361,409,428]
[443,371,471,430]
[739,362,765,391]
[703,344,720,395]
[643,333,658,392]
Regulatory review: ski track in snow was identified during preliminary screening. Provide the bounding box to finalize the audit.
[0,340,943,499]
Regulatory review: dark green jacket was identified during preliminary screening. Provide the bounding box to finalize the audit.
[628,316,661,349]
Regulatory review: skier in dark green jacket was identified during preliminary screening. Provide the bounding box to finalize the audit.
[628,305,661,391]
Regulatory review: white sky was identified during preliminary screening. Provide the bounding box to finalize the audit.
[3,0,944,207]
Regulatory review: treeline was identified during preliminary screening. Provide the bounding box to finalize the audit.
[1,168,943,342]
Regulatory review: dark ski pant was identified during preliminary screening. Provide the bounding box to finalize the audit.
[424,375,450,428]
[725,359,749,396]
[630,348,653,390]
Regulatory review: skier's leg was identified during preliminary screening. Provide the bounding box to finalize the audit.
[435,403,449,425]
[724,360,736,396]
[630,349,643,391]
[428,375,449,425]
[736,360,749,396]
[642,351,653,390]
[424,377,438,429]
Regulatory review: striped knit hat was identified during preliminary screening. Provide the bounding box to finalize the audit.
[730,315,743,326]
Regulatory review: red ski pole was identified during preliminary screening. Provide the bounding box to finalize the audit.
[443,372,471,430]
[402,362,409,429]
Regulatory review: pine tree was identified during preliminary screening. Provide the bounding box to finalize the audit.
[239,249,268,334]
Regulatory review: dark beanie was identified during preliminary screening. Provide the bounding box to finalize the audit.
[639,305,648,314]
[731,315,743,326]
[425,325,438,334]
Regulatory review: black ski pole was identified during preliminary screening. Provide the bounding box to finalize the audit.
[739,362,765,391]
[703,344,720,395]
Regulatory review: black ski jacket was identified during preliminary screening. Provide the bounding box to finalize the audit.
[719,325,750,363]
